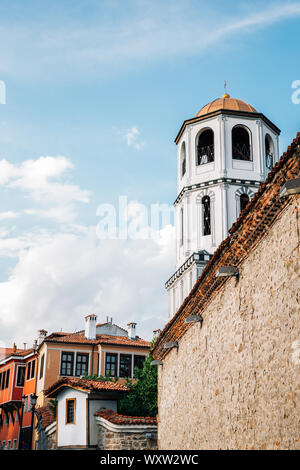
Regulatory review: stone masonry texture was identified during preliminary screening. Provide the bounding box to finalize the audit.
[97,425,157,450]
[157,199,300,450]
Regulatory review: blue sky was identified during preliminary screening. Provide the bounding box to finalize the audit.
[0,0,299,346]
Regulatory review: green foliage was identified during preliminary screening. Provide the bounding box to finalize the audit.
[118,354,158,417]
[48,398,57,418]
[83,371,119,383]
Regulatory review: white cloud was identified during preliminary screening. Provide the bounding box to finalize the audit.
[0,211,19,221]
[124,126,145,151]
[0,229,54,258]
[0,156,90,205]
[0,223,175,346]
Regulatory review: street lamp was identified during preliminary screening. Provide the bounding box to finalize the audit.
[150,360,163,366]
[29,393,38,450]
[216,266,239,279]
[163,341,178,350]
[279,177,300,197]
[185,315,203,325]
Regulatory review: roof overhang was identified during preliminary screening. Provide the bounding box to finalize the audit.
[0,351,36,366]
[175,109,281,145]
[45,381,130,398]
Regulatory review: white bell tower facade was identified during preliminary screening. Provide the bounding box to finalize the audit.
[166,91,280,318]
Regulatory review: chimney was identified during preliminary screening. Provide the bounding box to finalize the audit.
[127,322,137,339]
[13,343,17,353]
[23,343,27,350]
[37,329,48,346]
[85,314,97,340]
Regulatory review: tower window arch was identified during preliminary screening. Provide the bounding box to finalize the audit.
[202,196,211,236]
[240,193,250,212]
[181,142,186,177]
[235,187,254,217]
[232,125,252,161]
[265,134,274,170]
[197,129,214,165]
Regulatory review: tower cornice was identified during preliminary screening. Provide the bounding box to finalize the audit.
[173,177,262,206]
[175,109,281,145]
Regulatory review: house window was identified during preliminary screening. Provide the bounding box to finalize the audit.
[1,370,6,389]
[26,360,36,381]
[202,196,211,236]
[5,369,10,389]
[24,396,28,413]
[66,399,76,424]
[16,366,26,387]
[119,354,132,378]
[75,354,89,377]
[105,353,118,377]
[39,354,45,379]
[197,129,214,165]
[240,194,250,213]
[60,352,74,376]
[134,355,145,375]
[232,126,252,161]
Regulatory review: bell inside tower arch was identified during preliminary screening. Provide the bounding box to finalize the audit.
[197,129,214,165]
[265,134,274,170]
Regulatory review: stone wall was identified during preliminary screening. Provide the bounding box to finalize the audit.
[95,411,157,450]
[157,199,300,450]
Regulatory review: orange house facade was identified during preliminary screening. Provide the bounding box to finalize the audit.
[0,316,151,449]
[0,346,38,450]
[33,315,151,448]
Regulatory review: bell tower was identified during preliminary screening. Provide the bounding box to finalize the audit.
[166,88,280,318]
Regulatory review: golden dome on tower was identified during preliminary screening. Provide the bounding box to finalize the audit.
[196,82,258,117]
[195,97,258,117]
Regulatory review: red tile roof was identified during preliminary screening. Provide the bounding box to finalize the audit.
[152,132,300,360]
[36,406,56,429]
[45,377,131,397]
[43,331,150,349]
[95,408,157,426]
[0,347,35,361]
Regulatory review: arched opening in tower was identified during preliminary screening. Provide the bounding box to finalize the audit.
[240,193,250,213]
[202,196,211,236]
[197,129,214,165]
[265,134,274,170]
[232,126,251,161]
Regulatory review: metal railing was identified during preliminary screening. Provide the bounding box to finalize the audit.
[232,143,251,161]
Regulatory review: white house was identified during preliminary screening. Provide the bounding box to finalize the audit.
[45,377,130,449]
